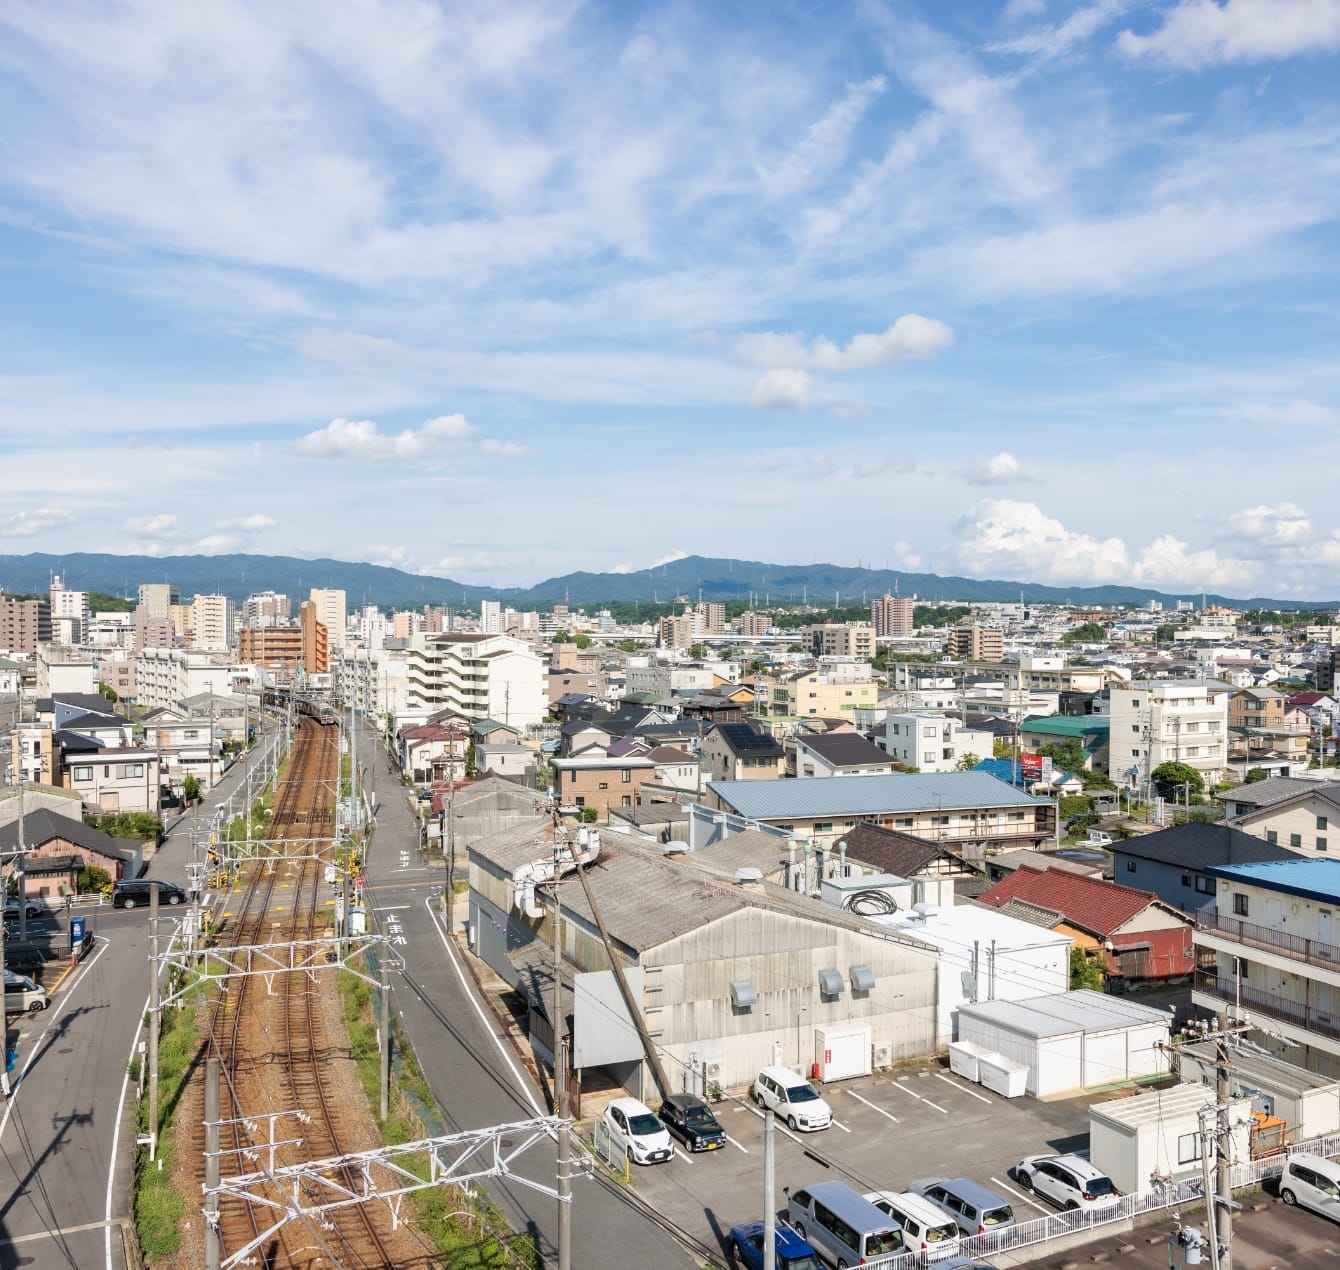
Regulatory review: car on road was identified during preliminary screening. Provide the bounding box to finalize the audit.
[1279,1153,1340,1222]
[602,1097,673,1166]
[728,1222,821,1270]
[751,1066,833,1132]
[658,1093,726,1152]
[2,897,47,919]
[1014,1154,1119,1212]
[112,878,186,909]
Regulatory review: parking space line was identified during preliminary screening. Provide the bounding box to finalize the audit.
[846,1090,898,1124]
[744,1104,804,1145]
[832,1118,851,1133]
[990,1175,1048,1214]
[726,1135,750,1154]
[674,1147,694,1165]
[890,1080,949,1114]
[933,1072,992,1104]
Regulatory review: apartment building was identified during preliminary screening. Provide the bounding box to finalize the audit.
[807,621,875,659]
[883,712,994,772]
[49,576,89,644]
[309,588,347,650]
[237,604,328,677]
[1194,859,1340,1077]
[739,610,771,637]
[871,593,914,638]
[137,583,180,619]
[242,590,292,628]
[405,632,545,729]
[658,612,694,650]
[0,596,52,654]
[764,666,879,720]
[480,599,502,635]
[134,649,238,711]
[1108,680,1230,789]
[191,593,235,651]
[946,623,1004,663]
[331,646,410,717]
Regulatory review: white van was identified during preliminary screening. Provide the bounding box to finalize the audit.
[864,1190,961,1259]
[752,1066,833,1132]
[3,972,49,1014]
[1280,1153,1340,1223]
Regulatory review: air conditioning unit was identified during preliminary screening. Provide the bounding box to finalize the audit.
[871,1042,893,1069]
[705,1061,723,1081]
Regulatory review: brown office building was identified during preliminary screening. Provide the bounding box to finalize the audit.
[238,602,328,675]
[0,598,52,654]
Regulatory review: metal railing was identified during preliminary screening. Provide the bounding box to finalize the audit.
[1193,970,1340,1042]
[1197,909,1340,972]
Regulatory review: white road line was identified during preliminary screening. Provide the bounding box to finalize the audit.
[991,1175,1048,1214]
[108,988,151,1270]
[831,1118,851,1133]
[847,1090,899,1124]
[726,1135,750,1154]
[889,1080,948,1114]
[423,896,544,1117]
[377,904,413,911]
[933,1072,992,1103]
[674,1147,695,1165]
[744,1104,804,1145]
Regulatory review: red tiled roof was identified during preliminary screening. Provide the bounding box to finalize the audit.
[977,865,1168,939]
[1104,927,1194,979]
[1289,692,1328,705]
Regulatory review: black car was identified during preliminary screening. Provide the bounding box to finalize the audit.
[658,1093,726,1152]
[112,879,186,909]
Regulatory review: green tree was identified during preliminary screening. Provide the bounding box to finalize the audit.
[573,632,593,649]
[1061,622,1107,645]
[688,643,706,659]
[1155,624,1177,644]
[1039,739,1088,776]
[992,738,1015,760]
[616,639,645,653]
[182,774,202,804]
[956,752,981,771]
[99,682,119,703]
[551,631,570,644]
[1069,945,1105,991]
[1151,761,1204,802]
[77,863,112,894]
[1244,767,1270,784]
[581,805,599,823]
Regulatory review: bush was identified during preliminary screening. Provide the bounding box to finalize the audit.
[581,806,599,823]
[78,864,112,894]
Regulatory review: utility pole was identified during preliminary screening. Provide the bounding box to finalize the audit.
[204,1056,220,1270]
[16,777,27,945]
[550,842,572,1270]
[148,881,161,1161]
[1214,1011,1235,1270]
[763,1107,776,1270]
[379,946,390,1121]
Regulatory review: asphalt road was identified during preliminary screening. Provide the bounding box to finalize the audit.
[359,731,698,1269]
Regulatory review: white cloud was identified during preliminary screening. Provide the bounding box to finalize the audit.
[122,513,181,538]
[215,513,276,532]
[188,533,241,554]
[1223,503,1313,545]
[1118,0,1340,67]
[295,413,473,462]
[737,315,954,372]
[893,539,924,570]
[0,507,76,537]
[652,550,689,567]
[749,368,813,410]
[957,499,1256,590]
[759,76,888,197]
[963,451,1031,485]
[1004,0,1049,17]
[992,0,1131,58]
[479,438,527,459]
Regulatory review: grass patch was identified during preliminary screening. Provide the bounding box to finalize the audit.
[338,969,538,1268]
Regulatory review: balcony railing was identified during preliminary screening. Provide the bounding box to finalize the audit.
[1194,969,1340,1043]
[1197,909,1340,973]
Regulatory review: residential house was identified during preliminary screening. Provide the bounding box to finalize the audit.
[474,741,537,786]
[701,723,785,783]
[63,746,163,813]
[761,666,879,724]
[0,809,141,899]
[834,822,980,883]
[398,722,470,785]
[706,770,1057,853]
[1222,780,1340,855]
[977,866,1195,987]
[794,731,897,779]
[550,745,658,817]
[1017,715,1111,773]
[1112,821,1298,912]
[1193,859,1340,1077]
[883,712,993,773]
[644,745,700,794]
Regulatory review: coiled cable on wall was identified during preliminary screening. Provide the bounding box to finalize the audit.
[843,889,900,916]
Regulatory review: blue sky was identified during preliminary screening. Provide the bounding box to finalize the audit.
[2,0,1340,597]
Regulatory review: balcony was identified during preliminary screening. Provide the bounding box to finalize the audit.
[1194,969,1340,1045]
[1197,909,1340,974]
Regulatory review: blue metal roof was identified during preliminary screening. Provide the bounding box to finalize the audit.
[1207,858,1340,904]
[707,771,1050,820]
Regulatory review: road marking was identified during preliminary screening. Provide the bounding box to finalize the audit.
[933,1072,992,1103]
[423,896,544,1117]
[0,1218,116,1247]
[991,1175,1048,1214]
[726,1135,750,1154]
[831,1118,851,1133]
[890,1080,948,1114]
[673,1147,694,1165]
[744,1105,805,1145]
[378,904,413,911]
[847,1090,899,1124]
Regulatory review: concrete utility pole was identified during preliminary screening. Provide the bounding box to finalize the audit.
[16,777,27,945]
[1215,1011,1235,1270]
[548,842,572,1270]
[148,882,161,1161]
[204,1056,220,1270]
[763,1108,776,1270]
[379,948,390,1121]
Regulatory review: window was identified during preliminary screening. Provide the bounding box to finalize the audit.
[1178,1132,1202,1165]
[621,768,631,783]
[1320,816,1330,831]
[104,765,111,777]
[597,782,608,790]
[1132,724,1140,733]
[1267,830,1279,844]
[815,823,833,833]
[1195,876,1216,894]
[1126,860,1137,873]
[621,795,631,808]
[129,764,144,777]
[1291,833,1303,848]
[1181,873,1192,888]
[923,752,935,763]
[1320,838,1329,853]
[1233,893,1249,917]
[73,765,92,781]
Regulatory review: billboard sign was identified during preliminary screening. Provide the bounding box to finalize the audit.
[1020,753,1044,780]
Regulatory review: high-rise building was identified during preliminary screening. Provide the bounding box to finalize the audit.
[807,622,875,660]
[242,590,292,628]
[137,582,181,619]
[946,624,1005,663]
[391,610,421,640]
[692,601,726,637]
[739,610,771,637]
[191,594,235,650]
[49,575,90,644]
[309,588,347,650]
[239,603,327,675]
[480,599,502,635]
[658,613,694,650]
[0,597,52,654]
[872,593,915,638]
[357,604,388,650]
[405,632,544,728]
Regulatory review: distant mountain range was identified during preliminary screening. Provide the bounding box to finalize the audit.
[0,551,1332,611]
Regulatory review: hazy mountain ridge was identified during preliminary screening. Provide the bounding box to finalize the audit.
[0,551,1331,611]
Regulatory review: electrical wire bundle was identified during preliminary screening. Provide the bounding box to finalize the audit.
[843,889,900,916]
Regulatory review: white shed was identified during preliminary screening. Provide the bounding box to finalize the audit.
[1090,1085,1253,1197]
[956,991,1171,1098]
[1176,1041,1340,1144]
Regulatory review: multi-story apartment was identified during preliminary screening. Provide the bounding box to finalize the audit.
[331,646,410,718]
[871,593,914,638]
[480,600,502,635]
[0,596,52,654]
[131,609,175,652]
[764,666,879,721]
[694,601,726,637]
[658,612,694,650]
[391,610,422,639]
[946,623,1004,663]
[134,650,238,711]
[883,712,995,772]
[191,594,235,651]
[356,604,388,650]
[242,590,292,628]
[137,582,180,619]
[739,610,771,638]
[1229,686,1287,731]
[309,588,347,650]
[1193,859,1340,1077]
[1109,679,1230,790]
[49,575,89,644]
[807,622,875,659]
[405,633,545,729]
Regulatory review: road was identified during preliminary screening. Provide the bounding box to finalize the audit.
[359,728,698,1269]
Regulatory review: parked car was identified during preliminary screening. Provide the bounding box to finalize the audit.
[933,1260,1000,1270]
[752,1066,833,1132]
[728,1221,822,1270]
[786,1182,904,1266]
[601,1097,673,1166]
[1014,1154,1119,1212]
[3,971,48,1014]
[909,1178,1016,1238]
[864,1190,961,1259]
[1280,1153,1340,1222]
[659,1093,726,1152]
[2,897,46,919]
[112,879,186,909]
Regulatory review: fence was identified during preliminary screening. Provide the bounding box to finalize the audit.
[851,1129,1340,1270]
[591,1117,630,1181]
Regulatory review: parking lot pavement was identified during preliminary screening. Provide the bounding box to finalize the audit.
[616,1061,1099,1256]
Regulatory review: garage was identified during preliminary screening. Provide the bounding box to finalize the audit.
[956,990,1171,1098]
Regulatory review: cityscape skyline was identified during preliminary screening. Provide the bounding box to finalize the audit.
[2,1,1339,594]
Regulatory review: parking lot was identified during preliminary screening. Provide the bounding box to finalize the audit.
[601,1059,1107,1258]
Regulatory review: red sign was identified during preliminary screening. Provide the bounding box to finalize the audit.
[1019,753,1044,779]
